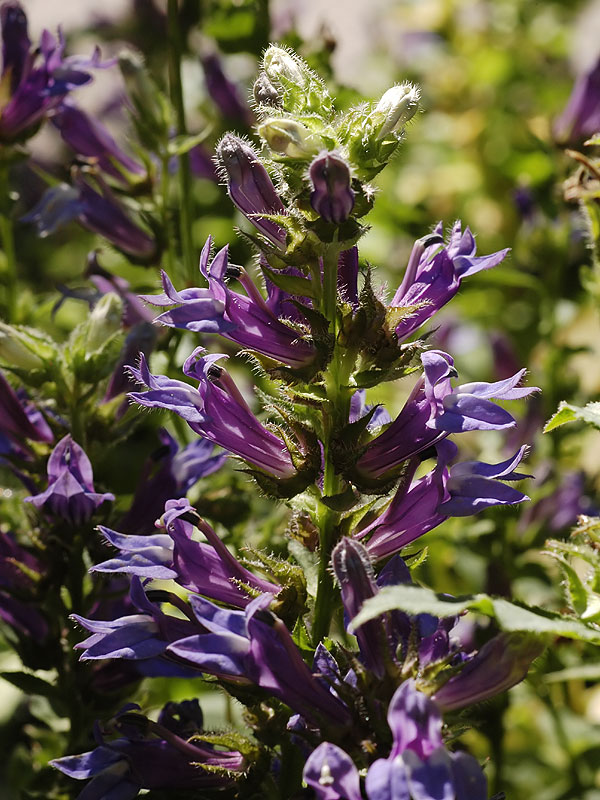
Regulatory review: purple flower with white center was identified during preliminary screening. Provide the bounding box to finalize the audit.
[128,350,309,483]
[116,430,225,535]
[51,703,244,797]
[304,682,488,800]
[95,497,278,607]
[355,350,537,482]
[357,441,531,559]
[309,151,355,223]
[0,2,112,142]
[168,592,351,726]
[72,576,201,678]
[22,174,157,261]
[52,103,145,181]
[145,238,316,368]
[201,50,253,124]
[391,222,509,342]
[554,55,600,144]
[0,370,53,447]
[24,434,114,525]
[216,133,287,248]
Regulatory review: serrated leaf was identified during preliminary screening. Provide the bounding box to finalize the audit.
[545,401,600,432]
[351,584,600,644]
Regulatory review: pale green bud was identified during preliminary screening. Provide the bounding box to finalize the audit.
[374,82,420,138]
[263,46,306,87]
[86,293,123,352]
[258,118,321,158]
[0,322,45,369]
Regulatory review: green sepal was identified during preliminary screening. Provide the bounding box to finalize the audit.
[261,263,317,299]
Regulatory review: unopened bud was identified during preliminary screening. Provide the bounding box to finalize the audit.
[375,82,420,138]
[253,72,281,107]
[258,118,321,158]
[87,292,123,351]
[263,45,306,87]
[0,322,45,370]
[309,152,355,223]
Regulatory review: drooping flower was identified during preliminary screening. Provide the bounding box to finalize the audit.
[24,435,114,525]
[216,133,287,248]
[142,237,317,369]
[0,2,112,142]
[391,222,509,342]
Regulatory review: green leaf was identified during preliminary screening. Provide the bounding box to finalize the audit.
[321,484,359,512]
[261,263,317,299]
[351,585,600,644]
[544,400,600,432]
[167,130,212,157]
[0,671,58,700]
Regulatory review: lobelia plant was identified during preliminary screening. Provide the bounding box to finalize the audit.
[46,44,557,800]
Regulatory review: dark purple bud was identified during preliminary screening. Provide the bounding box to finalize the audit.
[52,103,145,181]
[309,152,355,223]
[433,632,544,711]
[0,370,53,445]
[201,51,252,124]
[332,537,385,677]
[216,133,286,248]
[24,434,114,525]
[1,2,31,92]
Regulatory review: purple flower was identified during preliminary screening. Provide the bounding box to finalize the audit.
[52,103,145,181]
[22,174,157,261]
[201,50,253,124]
[554,55,600,143]
[356,442,531,559]
[216,133,287,248]
[24,435,114,525]
[0,2,112,142]
[51,702,243,797]
[355,350,537,482]
[103,323,157,406]
[95,498,278,607]
[128,350,315,486]
[309,151,355,223]
[143,237,317,369]
[72,576,201,677]
[168,592,351,726]
[304,682,488,800]
[0,370,53,447]
[391,222,509,342]
[433,632,544,711]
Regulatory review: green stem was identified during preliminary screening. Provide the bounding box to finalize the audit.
[167,0,195,283]
[312,245,351,645]
[0,166,17,321]
[160,155,177,275]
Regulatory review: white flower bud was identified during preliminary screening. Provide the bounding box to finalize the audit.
[263,46,306,86]
[258,118,321,158]
[86,293,123,351]
[375,82,420,138]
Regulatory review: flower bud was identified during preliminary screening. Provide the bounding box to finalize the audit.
[253,72,281,107]
[86,292,123,352]
[263,45,306,87]
[216,133,286,247]
[258,118,321,158]
[0,322,45,370]
[309,152,355,223]
[375,82,420,138]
